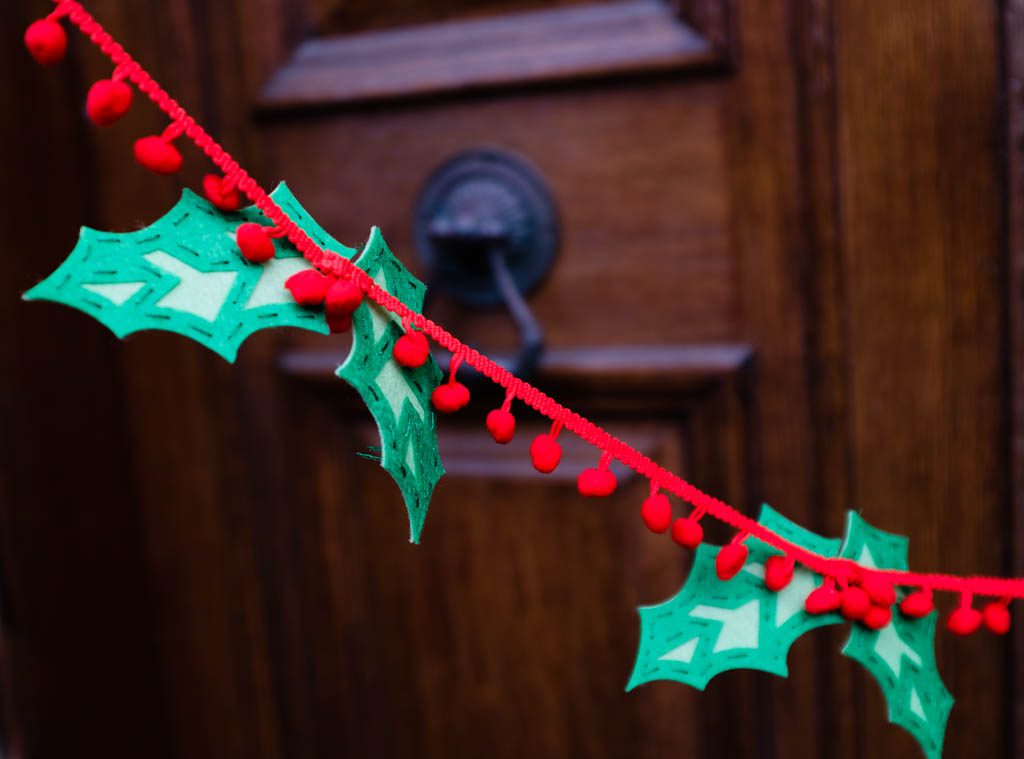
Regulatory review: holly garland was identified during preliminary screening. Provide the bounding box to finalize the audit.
[19,3,1024,757]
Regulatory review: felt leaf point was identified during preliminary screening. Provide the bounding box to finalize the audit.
[337,228,444,544]
[24,183,341,361]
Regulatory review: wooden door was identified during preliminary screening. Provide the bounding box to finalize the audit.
[0,1,1019,757]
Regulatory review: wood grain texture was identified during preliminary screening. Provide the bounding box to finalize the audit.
[1002,0,1024,755]
[0,0,1019,757]
[834,2,1007,756]
[312,0,603,35]
[259,1,720,110]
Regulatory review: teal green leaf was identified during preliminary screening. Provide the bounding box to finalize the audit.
[628,504,843,691]
[26,186,445,541]
[24,183,345,361]
[839,513,953,759]
[338,228,444,544]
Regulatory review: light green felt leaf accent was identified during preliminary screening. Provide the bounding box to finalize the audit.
[338,228,444,544]
[839,514,953,759]
[627,504,843,691]
[24,183,344,362]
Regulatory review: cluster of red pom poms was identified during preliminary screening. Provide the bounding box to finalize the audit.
[281,270,363,334]
[27,11,1014,640]
[638,494,1013,635]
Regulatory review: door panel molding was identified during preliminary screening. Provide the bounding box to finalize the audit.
[257,0,732,112]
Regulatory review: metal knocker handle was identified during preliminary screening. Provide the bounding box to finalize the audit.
[414,149,560,380]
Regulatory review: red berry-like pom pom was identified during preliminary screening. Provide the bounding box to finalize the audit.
[764,555,795,592]
[203,174,241,211]
[393,331,430,369]
[840,587,871,621]
[134,136,183,175]
[982,603,1011,635]
[529,434,562,474]
[862,604,893,630]
[25,19,67,66]
[805,584,842,615]
[716,543,748,581]
[860,575,896,607]
[640,494,672,533]
[327,311,353,334]
[236,223,275,263]
[671,517,703,549]
[485,409,516,444]
[285,270,331,306]
[86,79,133,127]
[947,606,983,636]
[577,467,617,497]
[432,381,470,413]
[899,590,934,618]
[326,279,364,317]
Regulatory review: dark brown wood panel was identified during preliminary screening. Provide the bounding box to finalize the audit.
[833,3,1007,756]
[1004,1,1024,755]
[313,0,605,35]
[265,81,736,353]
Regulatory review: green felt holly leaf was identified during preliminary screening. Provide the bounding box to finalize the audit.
[24,183,342,361]
[629,508,953,759]
[337,228,443,544]
[628,504,843,690]
[838,513,953,759]
[26,185,445,542]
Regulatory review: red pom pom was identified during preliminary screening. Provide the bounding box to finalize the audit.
[840,587,871,621]
[86,79,133,127]
[393,331,430,369]
[982,603,1011,635]
[327,311,352,334]
[203,174,241,211]
[485,409,516,444]
[764,555,795,592]
[947,606,982,636]
[899,590,934,618]
[577,467,617,497]
[25,19,66,66]
[860,575,896,607]
[640,494,672,533]
[432,381,470,413]
[285,270,331,306]
[862,604,893,630]
[134,136,183,175]
[671,517,703,548]
[716,543,748,581]
[236,223,275,263]
[805,583,842,615]
[326,279,364,316]
[529,434,562,474]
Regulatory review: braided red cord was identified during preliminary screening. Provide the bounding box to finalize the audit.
[53,0,1024,600]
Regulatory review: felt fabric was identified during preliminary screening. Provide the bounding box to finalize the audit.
[629,505,952,759]
[24,183,339,361]
[337,228,444,544]
[27,185,446,542]
[838,513,953,759]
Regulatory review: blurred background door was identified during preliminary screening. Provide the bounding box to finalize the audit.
[1,0,1020,757]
